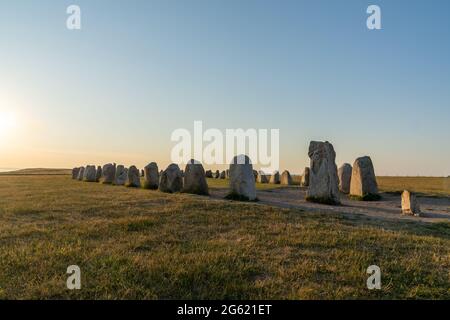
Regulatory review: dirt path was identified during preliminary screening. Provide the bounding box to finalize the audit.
[210,186,450,223]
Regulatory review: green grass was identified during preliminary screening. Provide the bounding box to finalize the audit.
[0,174,449,299]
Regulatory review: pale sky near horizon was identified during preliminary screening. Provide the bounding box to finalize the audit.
[0,0,449,176]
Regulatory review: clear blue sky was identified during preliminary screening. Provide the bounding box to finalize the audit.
[0,0,449,175]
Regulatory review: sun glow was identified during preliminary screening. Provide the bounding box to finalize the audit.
[0,111,17,139]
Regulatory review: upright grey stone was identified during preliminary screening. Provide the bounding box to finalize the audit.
[77,167,85,181]
[205,170,213,178]
[96,166,102,182]
[214,170,220,179]
[102,163,116,184]
[306,141,340,205]
[338,163,352,194]
[220,171,226,179]
[301,167,310,187]
[280,170,293,185]
[257,171,269,183]
[72,167,80,179]
[127,165,141,188]
[114,165,128,186]
[227,155,256,201]
[183,159,209,195]
[159,164,183,193]
[269,171,280,184]
[143,162,159,190]
[350,156,380,200]
[84,165,97,182]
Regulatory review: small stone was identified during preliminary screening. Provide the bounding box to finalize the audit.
[269,171,280,184]
[401,190,421,216]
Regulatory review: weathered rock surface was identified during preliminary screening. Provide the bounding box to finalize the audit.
[227,155,256,201]
[96,166,102,182]
[301,167,310,187]
[306,141,340,205]
[220,171,226,179]
[102,163,116,184]
[72,167,80,179]
[143,162,159,189]
[350,156,379,200]
[77,167,85,181]
[159,164,183,193]
[183,159,209,195]
[280,170,293,185]
[114,165,128,185]
[338,163,352,194]
[127,165,141,188]
[401,190,421,216]
[205,170,213,178]
[257,171,269,183]
[84,165,97,182]
[269,171,280,184]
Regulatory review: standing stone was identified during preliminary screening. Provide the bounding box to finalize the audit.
[205,170,213,178]
[280,170,293,185]
[77,167,85,181]
[214,170,220,179]
[141,169,145,177]
[269,171,280,184]
[226,169,230,179]
[183,159,209,195]
[401,190,421,216]
[306,141,340,205]
[84,165,97,182]
[102,163,116,184]
[143,162,159,190]
[301,167,310,187]
[338,163,352,194]
[227,155,257,201]
[127,165,141,188]
[159,164,183,193]
[257,171,268,183]
[95,166,102,182]
[72,167,80,179]
[220,171,226,179]
[253,170,258,181]
[349,156,380,200]
[114,165,128,186]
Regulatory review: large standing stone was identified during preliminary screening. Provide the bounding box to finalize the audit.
[306,141,340,205]
[95,166,102,182]
[205,170,213,178]
[227,155,256,201]
[349,156,380,200]
[127,165,141,188]
[143,162,159,189]
[84,165,97,182]
[72,167,80,179]
[257,171,269,183]
[338,163,352,194]
[114,165,128,185]
[301,167,310,187]
[280,170,293,185]
[183,159,209,195]
[269,171,280,184]
[159,164,183,193]
[77,167,85,181]
[214,170,220,179]
[401,190,421,216]
[102,163,116,184]
[220,171,226,179]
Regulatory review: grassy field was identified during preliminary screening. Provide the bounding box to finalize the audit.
[377,176,450,197]
[0,173,449,299]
